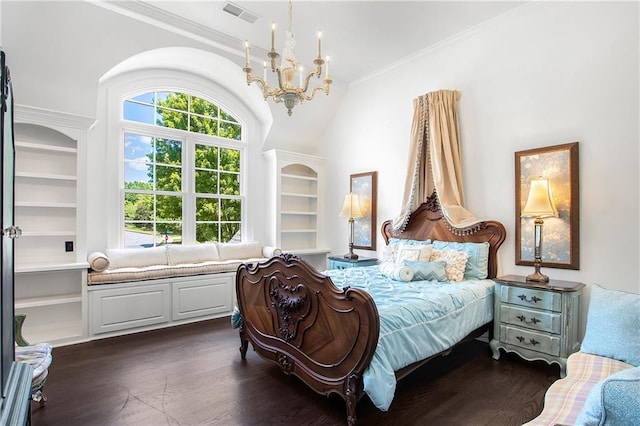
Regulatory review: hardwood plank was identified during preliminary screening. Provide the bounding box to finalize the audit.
[32,318,558,425]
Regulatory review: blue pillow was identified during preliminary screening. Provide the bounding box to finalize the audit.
[432,240,489,280]
[575,366,640,425]
[580,285,640,366]
[404,260,448,282]
[388,237,431,246]
[378,261,414,282]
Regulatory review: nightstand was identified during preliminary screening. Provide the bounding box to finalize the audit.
[328,256,378,270]
[489,274,584,377]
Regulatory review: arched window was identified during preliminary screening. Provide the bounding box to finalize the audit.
[121,90,244,247]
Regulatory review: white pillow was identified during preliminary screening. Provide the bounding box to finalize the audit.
[88,251,110,272]
[395,243,433,265]
[430,249,470,282]
[106,246,168,269]
[166,244,219,265]
[217,241,263,260]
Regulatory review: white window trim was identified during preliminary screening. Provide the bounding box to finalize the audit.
[101,70,259,248]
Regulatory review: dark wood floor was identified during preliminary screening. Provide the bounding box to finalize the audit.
[31,317,558,426]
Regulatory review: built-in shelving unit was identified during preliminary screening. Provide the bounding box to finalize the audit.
[264,150,328,270]
[13,105,95,346]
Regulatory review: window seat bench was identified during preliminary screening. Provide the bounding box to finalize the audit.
[86,242,280,338]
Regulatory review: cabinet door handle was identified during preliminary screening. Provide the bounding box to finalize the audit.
[2,226,22,239]
[517,294,541,303]
[516,315,541,325]
[516,335,540,346]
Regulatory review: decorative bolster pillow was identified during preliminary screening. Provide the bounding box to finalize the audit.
[262,246,282,258]
[379,261,414,282]
[88,251,110,272]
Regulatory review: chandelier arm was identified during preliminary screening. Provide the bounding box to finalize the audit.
[301,69,321,92]
[245,71,282,100]
[299,83,330,101]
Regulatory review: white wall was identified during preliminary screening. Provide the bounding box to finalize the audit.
[321,2,640,302]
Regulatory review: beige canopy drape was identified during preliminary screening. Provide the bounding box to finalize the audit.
[393,90,482,234]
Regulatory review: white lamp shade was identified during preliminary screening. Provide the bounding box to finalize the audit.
[521,179,558,218]
[340,193,364,218]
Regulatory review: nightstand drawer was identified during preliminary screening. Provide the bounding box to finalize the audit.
[499,324,560,356]
[500,305,562,334]
[501,286,561,312]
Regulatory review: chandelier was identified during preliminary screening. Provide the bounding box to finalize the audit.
[242,0,332,116]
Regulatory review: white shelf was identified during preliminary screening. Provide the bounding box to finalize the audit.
[15,141,77,153]
[20,230,76,238]
[16,320,84,347]
[16,171,76,181]
[288,248,331,255]
[15,261,89,274]
[15,201,76,208]
[281,211,317,216]
[15,294,82,309]
[281,173,317,182]
[281,229,317,233]
[20,230,76,237]
[281,192,318,198]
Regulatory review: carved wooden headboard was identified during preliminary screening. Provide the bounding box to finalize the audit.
[381,201,506,279]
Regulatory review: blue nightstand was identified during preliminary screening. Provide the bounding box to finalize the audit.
[328,256,378,270]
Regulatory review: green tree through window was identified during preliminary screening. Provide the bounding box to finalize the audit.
[123,91,243,248]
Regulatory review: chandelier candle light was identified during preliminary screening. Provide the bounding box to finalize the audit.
[243,0,332,116]
[340,193,364,260]
[521,178,558,282]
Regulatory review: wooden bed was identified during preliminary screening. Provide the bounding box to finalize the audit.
[235,199,506,425]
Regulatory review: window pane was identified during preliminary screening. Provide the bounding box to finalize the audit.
[219,121,242,140]
[156,195,182,221]
[123,101,155,124]
[190,115,218,136]
[155,139,182,166]
[195,170,218,194]
[221,198,241,222]
[196,197,219,221]
[219,172,239,195]
[190,96,218,118]
[219,148,240,172]
[124,193,153,221]
[195,144,218,169]
[124,133,153,161]
[196,223,219,243]
[124,222,155,248]
[156,107,188,130]
[220,222,241,243]
[131,92,154,104]
[157,92,188,111]
[158,223,182,245]
[155,165,181,192]
[124,160,153,185]
[220,109,237,123]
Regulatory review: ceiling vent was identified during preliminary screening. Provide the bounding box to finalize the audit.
[222,2,260,24]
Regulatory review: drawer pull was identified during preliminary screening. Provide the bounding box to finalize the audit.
[516,335,540,346]
[516,315,541,325]
[517,294,542,303]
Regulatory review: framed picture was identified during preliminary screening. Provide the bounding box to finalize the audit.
[515,142,579,270]
[350,171,377,250]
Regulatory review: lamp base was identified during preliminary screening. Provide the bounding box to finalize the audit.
[343,252,359,260]
[526,270,549,282]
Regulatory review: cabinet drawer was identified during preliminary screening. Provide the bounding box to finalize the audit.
[501,286,561,312]
[172,277,233,321]
[499,324,560,356]
[500,305,561,334]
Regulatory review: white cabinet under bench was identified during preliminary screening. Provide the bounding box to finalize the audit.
[88,272,235,338]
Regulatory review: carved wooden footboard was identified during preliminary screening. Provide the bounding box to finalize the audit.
[236,254,380,426]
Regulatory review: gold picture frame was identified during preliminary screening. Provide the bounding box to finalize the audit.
[350,171,377,250]
[515,142,579,270]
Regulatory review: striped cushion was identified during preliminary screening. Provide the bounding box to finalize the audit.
[404,260,448,281]
[523,351,633,426]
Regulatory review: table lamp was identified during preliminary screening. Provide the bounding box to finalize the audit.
[340,193,364,259]
[521,178,558,282]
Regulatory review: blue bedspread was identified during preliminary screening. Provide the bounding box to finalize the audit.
[325,265,495,411]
